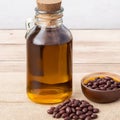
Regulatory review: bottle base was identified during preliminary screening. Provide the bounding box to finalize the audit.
[27,89,72,104]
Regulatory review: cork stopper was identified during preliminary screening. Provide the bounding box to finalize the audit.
[37,0,62,12]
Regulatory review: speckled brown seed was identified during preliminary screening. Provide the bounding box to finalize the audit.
[91,114,98,119]
[47,99,100,120]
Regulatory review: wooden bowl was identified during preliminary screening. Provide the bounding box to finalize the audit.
[81,72,120,103]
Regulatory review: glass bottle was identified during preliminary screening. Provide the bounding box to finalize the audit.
[25,2,73,104]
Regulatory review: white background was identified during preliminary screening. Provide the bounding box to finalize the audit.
[1,0,120,29]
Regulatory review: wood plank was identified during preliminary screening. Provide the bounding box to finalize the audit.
[1,68,120,94]
[1,30,120,44]
[0,73,25,93]
[0,71,120,101]
[0,72,119,100]
[74,52,120,63]
[0,61,26,72]
[0,30,120,63]
[72,30,120,42]
[0,70,120,94]
[74,41,120,51]
[0,45,26,61]
[0,61,120,73]
[0,43,120,63]
[0,72,86,99]
[0,30,26,44]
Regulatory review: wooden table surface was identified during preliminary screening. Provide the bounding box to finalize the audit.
[0,30,120,120]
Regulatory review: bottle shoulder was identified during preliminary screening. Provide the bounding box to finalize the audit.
[26,25,73,45]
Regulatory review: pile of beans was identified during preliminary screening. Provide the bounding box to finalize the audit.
[85,76,120,91]
[47,99,99,120]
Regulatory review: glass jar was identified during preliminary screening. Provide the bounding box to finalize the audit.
[25,7,73,104]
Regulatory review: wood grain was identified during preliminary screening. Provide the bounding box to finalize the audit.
[0,30,120,120]
[1,30,120,44]
[0,61,120,73]
[1,44,120,63]
[1,30,120,63]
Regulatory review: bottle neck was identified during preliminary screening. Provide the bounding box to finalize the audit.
[35,8,63,28]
